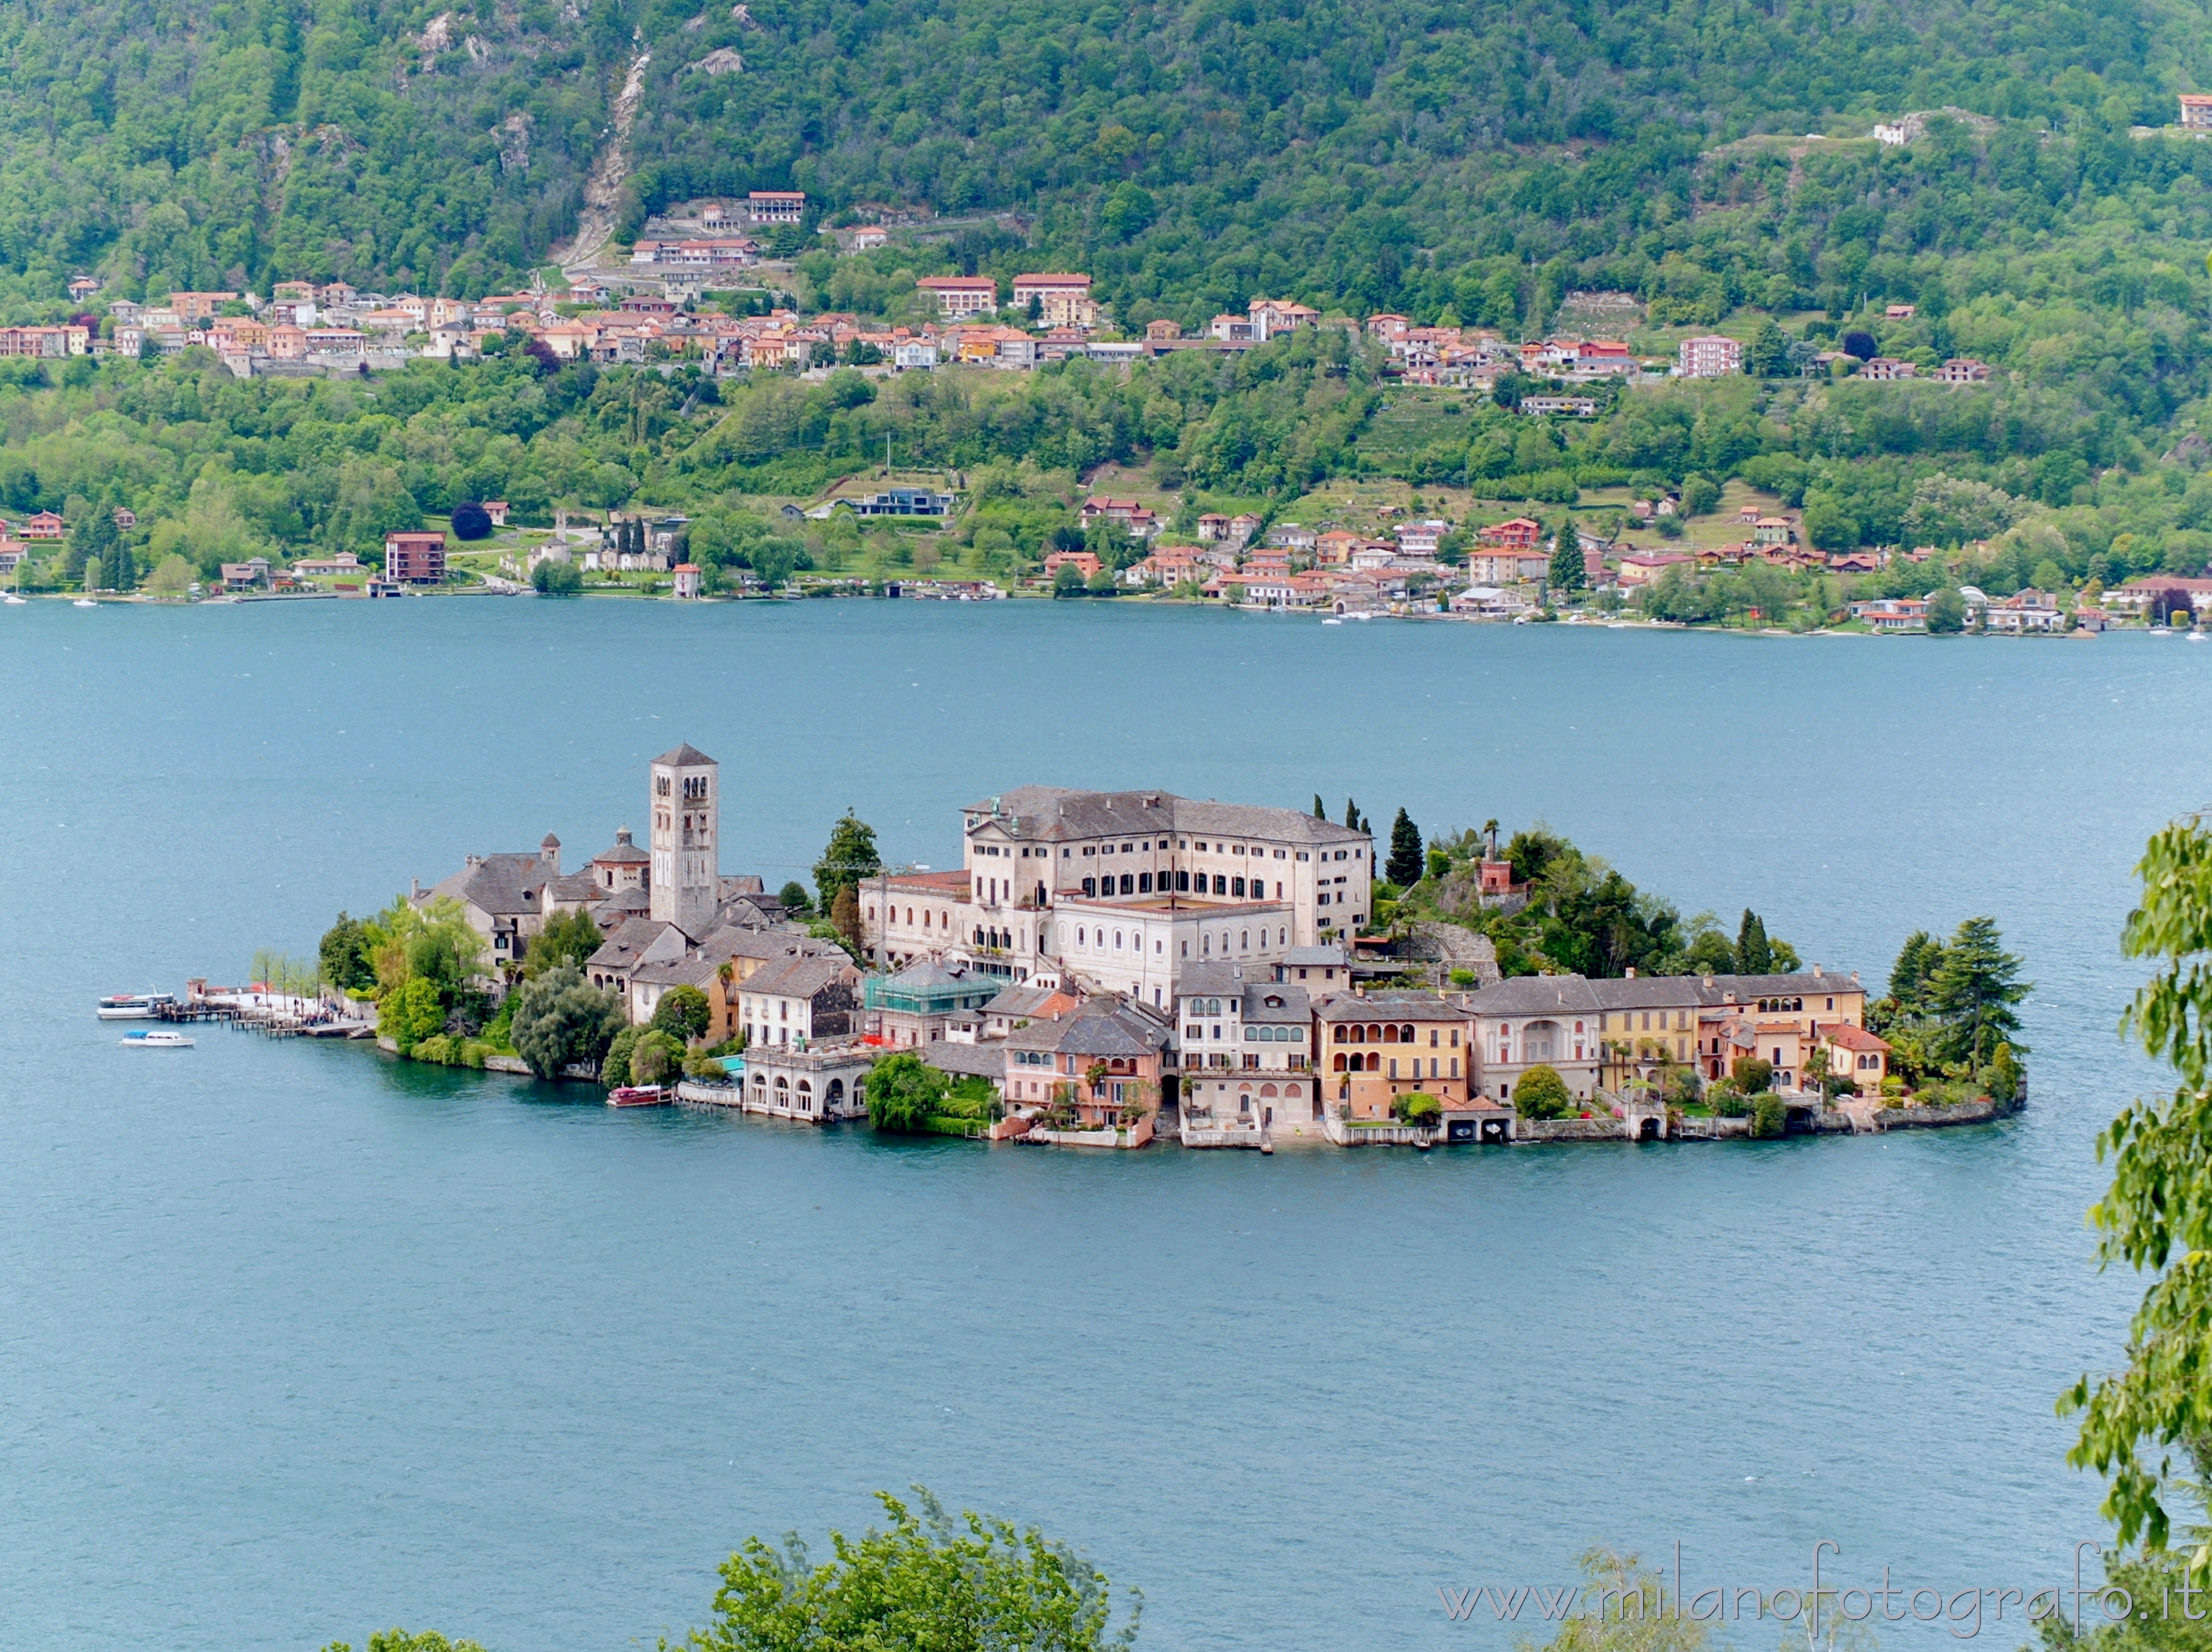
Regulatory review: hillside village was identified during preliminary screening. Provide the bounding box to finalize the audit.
[354,743,1997,1151]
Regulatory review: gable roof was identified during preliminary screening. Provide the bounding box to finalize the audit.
[739,953,857,1001]
[961,786,1366,847]
[420,850,560,917]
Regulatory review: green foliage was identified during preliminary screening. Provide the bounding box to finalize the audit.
[1392,1090,1442,1124]
[668,1487,1137,1652]
[525,908,603,977]
[2049,858,2212,1559]
[602,1025,643,1090]
[322,1630,488,1652]
[1731,1056,1775,1094]
[319,912,376,995]
[1513,1064,1574,1120]
[814,813,882,912]
[510,965,626,1080]
[378,976,445,1053]
[1930,915,2030,1067]
[532,558,583,595]
[778,880,815,919]
[867,1051,951,1133]
[1385,808,1424,887]
[1749,1094,1787,1138]
[628,1029,684,1087]
[1927,586,1969,633]
[1987,1041,2023,1107]
[651,985,712,1044]
[1733,909,1772,975]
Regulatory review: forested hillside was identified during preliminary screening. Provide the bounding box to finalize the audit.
[5,0,2212,311]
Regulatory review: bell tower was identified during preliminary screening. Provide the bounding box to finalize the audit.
[648,743,719,936]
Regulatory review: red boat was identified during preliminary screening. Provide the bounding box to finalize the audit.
[606,1085,670,1108]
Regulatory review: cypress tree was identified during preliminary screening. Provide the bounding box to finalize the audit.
[1313,794,1326,820]
[1385,809,1424,886]
[1343,796,1359,829]
[1734,909,1773,975]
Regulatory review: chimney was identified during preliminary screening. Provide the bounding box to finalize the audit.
[1624,966,1636,979]
[411,877,422,899]
[1812,963,1822,977]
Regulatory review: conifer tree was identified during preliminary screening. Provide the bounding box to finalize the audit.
[1386,809,1424,886]
[1734,909,1772,975]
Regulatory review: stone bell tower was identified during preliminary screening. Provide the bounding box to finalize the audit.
[648,743,719,936]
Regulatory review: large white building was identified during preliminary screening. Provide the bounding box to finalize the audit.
[861,787,1372,1011]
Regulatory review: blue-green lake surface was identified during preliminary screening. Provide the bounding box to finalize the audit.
[0,599,2191,1650]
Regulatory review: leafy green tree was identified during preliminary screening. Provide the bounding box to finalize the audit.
[144,553,193,597]
[1926,586,1968,633]
[1731,1056,1774,1093]
[321,1629,488,1652]
[378,976,446,1051]
[1392,1091,1442,1123]
[510,966,626,1079]
[533,559,582,594]
[1733,909,1772,975]
[524,907,603,977]
[1513,1063,1574,1119]
[671,1487,1137,1652]
[1679,474,1721,518]
[601,1025,643,1089]
[814,813,882,912]
[628,1028,684,1086]
[651,984,712,1043]
[1749,1094,1787,1137]
[867,1051,950,1131]
[1052,562,1085,597]
[1746,317,1793,378]
[319,912,376,994]
[2059,821,2212,1558]
[1385,808,1424,886]
[778,880,815,919]
[1930,915,2028,1066]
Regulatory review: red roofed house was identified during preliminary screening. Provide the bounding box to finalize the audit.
[1476,517,1542,550]
[1044,550,1104,581]
[1616,550,1694,588]
[1818,1022,1891,1092]
[19,511,64,540]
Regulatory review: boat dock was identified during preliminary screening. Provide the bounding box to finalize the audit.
[160,981,377,1039]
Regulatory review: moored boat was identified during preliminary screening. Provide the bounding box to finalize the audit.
[120,1030,194,1048]
[96,992,175,1020]
[606,1085,670,1108]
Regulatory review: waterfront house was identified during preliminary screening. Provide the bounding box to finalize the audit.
[1001,996,1174,1133]
[1175,965,1319,1131]
[734,952,861,1049]
[1850,597,1928,631]
[1983,589,2065,632]
[730,1040,872,1122]
[1316,990,1479,1121]
[1463,976,1603,1105]
[1818,1022,1891,1093]
[980,982,1083,1039]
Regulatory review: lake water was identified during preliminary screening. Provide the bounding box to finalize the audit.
[0,598,2195,1651]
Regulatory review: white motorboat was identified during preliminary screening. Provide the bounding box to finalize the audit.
[72,597,96,608]
[2,593,24,605]
[2190,631,2207,642]
[120,1030,193,1048]
[96,993,175,1020]
[1321,616,1342,625]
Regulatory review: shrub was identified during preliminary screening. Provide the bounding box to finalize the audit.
[1731,1056,1774,1094]
[450,502,493,540]
[510,965,626,1079]
[684,1046,730,1080]
[1512,1063,1574,1119]
[1393,1091,1442,1124]
[532,558,582,594]
[1750,1095,1787,1138]
[602,1025,642,1089]
[1985,1041,2022,1105]
[379,976,446,1051]
[411,1034,456,1065]
[1710,1087,1751,1118]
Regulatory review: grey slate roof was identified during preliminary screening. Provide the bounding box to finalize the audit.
[652,742,716,767]
[1001,997,1172,1059]
[1282,945,1349,967]
[1316,988,1472,1021]
[1461,977,1605,1016]
[587,917,685,972]
[961,786,1368,848]
[1466,969,1865,1017]
[422,850,561,917]
[1177,962,1255,998]
[1243,985,1311,1024]
[920,1042,1009,1083]
[739,953,857,1002]
[593,827,648,866]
